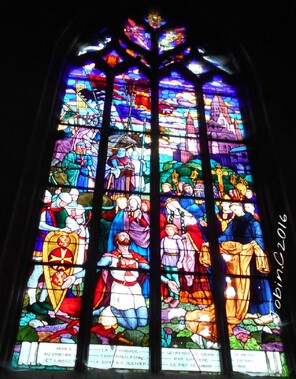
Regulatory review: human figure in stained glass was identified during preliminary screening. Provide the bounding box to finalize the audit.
[130,149,146,191]
[219,202,275,321]
[161,223,184,308]
[107,195,150,259]
[187,201,274,340]
[27,190,59,315]
[104,146,135,197]
[61,141,93,189]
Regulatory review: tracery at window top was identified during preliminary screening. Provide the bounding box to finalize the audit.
[11,12,289,377]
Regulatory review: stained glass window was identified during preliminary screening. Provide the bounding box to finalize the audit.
[11,11,289,377]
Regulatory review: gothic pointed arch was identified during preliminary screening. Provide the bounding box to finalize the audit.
[0,4,294,378]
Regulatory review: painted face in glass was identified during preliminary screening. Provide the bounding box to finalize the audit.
[117,147,126,158]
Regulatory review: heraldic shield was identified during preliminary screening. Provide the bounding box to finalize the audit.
[43,231,79,313]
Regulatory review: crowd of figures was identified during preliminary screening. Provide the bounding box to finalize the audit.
[19,155,279,349]
[13,119,280,353]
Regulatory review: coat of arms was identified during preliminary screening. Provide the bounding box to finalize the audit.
[42,231,79,313]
